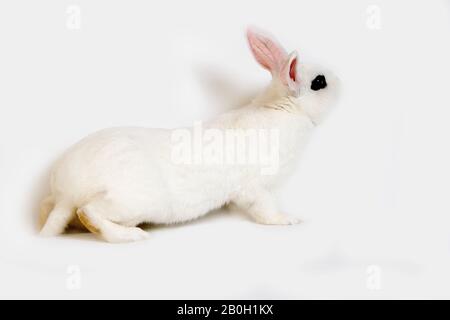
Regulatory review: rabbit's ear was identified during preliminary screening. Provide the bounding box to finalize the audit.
[247,27,288,75]
[280,51,301,96]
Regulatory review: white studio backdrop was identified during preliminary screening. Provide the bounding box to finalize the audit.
[0,0,450,299]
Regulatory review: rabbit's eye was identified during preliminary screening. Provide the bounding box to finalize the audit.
[311,75,327,91]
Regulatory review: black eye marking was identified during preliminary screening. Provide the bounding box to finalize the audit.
[311,74,327,91]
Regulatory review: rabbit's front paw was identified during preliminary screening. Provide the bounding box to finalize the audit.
[102,227,149,243]
[255,213,302,225]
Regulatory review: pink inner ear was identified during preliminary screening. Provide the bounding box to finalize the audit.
[289,57,297,82]
[281,52,301,93]
[247,29,287,73]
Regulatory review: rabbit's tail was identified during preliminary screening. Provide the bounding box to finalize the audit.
[40,200,75,237]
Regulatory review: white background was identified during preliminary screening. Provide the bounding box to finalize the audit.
[0,0,450,299]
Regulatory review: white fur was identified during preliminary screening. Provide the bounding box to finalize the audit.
[40,29,339,242]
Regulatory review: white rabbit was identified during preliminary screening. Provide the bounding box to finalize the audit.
[40,27,339,243]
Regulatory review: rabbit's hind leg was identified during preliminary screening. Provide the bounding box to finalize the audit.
[77,199,148,243]
[39,195,55,228]
[40,202,75,236]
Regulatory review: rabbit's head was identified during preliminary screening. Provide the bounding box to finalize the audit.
[247,27,339,124]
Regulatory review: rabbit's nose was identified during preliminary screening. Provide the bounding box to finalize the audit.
[311,75,327,91]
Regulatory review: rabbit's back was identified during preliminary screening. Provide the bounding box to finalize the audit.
[50,127,237,224]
